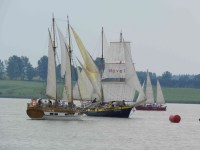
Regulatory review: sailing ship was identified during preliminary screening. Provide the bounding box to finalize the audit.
[135,71,167,111]
[26,17,86,120]
[75,28,146,118]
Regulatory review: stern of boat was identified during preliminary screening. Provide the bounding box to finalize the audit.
[26,105,44,119]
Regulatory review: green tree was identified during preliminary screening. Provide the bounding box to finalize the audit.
[0,60,4,79]
[179,75,190,87]
[26,63,35,80]
[37,56,48,81]
[20,56,29,80]
[6,55,23,79]
[56,64,61,82]
[161,71,172,87]
[193,74,200,88]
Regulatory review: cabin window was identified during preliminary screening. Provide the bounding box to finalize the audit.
[54,113,58,115]
[50,113,53,115]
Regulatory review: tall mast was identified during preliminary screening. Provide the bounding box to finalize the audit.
[101,27,104,59]
[100,27,104,102]
[67,16,74,105]
[52,15,57,100]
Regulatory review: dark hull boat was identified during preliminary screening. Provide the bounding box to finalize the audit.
[135,105,166,111]
[75,30,146,118]
[85,105,134,118]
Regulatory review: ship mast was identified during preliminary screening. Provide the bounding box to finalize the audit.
[67,16,74,106]
[100,27,104,102]
[52,15,57,100]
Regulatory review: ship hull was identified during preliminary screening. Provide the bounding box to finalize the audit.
[85,106,133,118]
[26,106,83,121]
[135,105,167,111]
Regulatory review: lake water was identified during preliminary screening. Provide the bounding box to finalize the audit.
[0,98,200,150]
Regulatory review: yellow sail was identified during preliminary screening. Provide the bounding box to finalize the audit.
[76,66,92,100]
[77,59,102,100]
[71,27,102,100]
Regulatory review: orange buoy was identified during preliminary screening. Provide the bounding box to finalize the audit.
[169,115,181,123]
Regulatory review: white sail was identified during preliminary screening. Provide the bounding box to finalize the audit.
[71,27,102,100]
[102,42,131,79]
[102,82,134,102]
[123,42,145,102]
[136,80,145,103]
[104,42,131,63]
[57,26,72,103]
[102,35,144,102]
[102,63,125,79]
[46,32,57,100]
[145,71,155,104]
[156,79,165,104]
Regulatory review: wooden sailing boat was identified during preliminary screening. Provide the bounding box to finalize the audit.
[135,71,167,111]
[73,28,146,118]
[26,17,84,120]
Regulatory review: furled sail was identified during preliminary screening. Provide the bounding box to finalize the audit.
[145,71,154,104]
[46,31,57,100]
[57,26,72,103]
[156,79,165,104]
[71,27,102,100]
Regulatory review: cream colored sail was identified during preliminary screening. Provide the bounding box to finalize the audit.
[57,26,72,103]
[75,67,93,100]
[46,31,57,100]
[156,79,165,104]
[71,27,102,100]
[145,71,155,104]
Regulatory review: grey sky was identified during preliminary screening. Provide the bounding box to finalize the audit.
[0,0,200,75]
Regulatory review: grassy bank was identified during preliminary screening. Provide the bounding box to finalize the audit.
[0,80,200,104]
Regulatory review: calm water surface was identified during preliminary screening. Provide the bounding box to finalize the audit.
[0,98,200,150]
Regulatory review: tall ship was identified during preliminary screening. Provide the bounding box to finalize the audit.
[135,71,167,111]
[75,28,146,118]
[26,17,91,120]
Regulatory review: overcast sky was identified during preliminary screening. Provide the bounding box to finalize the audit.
[0,0,200,75]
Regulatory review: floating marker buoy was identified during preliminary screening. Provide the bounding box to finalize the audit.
[169,115,181,123]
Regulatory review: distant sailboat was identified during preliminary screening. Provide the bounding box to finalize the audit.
[26,17,86,120]
[75,29,146,118]
[135,71,167,111]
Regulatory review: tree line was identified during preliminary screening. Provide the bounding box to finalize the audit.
[0,55,200,88]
